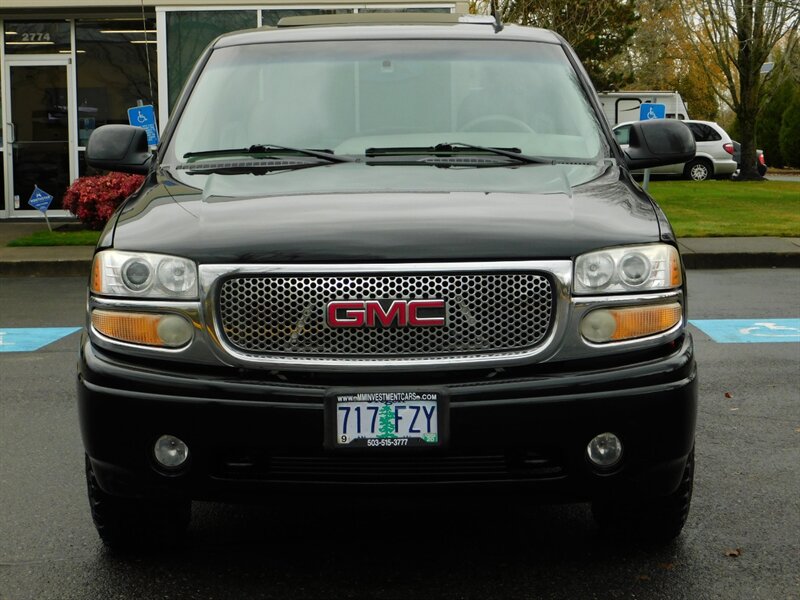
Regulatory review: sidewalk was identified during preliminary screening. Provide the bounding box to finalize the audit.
[0,222,95,277]
[0,221,798,276]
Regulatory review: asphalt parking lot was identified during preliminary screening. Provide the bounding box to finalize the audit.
[1,270,798,600]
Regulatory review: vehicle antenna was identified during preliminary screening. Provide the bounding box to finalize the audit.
[491,0,504,33]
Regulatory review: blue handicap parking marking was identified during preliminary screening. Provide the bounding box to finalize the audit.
[0,327,82,353]
[690,319,800,344]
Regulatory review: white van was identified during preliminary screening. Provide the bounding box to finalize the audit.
[598,91,689,127]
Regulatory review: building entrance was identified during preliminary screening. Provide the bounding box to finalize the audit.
[4,57,74,217]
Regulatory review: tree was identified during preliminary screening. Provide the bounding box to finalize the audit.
[473,0,640,90]
[757,40,800,167]
[778,88,800,167]
[612,0,721,120]
[758,77,794,167]
[377,404,397,439]
[679,0,800,179]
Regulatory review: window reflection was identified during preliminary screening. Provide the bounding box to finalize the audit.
[4,21,70,54]
[76,19,158,146]
[358,8,452,12]
[260,9,353,27]
[0,71,3,211]
[166,11,256,112]
[10,65,70,211]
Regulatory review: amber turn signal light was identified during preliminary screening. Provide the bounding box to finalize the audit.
[581,303,682,343]
[91,309,193,347]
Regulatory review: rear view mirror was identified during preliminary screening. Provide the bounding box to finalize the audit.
[623,120,695,171]
[86,125,152,174]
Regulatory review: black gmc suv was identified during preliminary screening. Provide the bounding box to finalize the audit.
[79,13,698,548]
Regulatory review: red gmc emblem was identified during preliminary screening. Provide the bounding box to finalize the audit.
[326,299,446,328]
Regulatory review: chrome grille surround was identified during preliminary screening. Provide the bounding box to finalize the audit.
[87,261,686,371]
[201,261,573,369]
[219,273,552,356]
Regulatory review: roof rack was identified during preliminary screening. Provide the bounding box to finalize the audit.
[277,13,460,28]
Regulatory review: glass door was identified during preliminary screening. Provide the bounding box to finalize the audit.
[4,58,74,216]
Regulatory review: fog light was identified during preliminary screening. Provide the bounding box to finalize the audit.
[580,309,617,342]
[156,314,194,346]
[587,432,623,468]
[154,435,189,469]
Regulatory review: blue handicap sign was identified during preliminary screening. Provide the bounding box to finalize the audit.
[28,185,54,213]
[0,327,81,353]
[127,104,159,146]
[639,103,666,120]
[690,319,800,343]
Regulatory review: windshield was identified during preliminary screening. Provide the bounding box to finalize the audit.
[167,39,608,163]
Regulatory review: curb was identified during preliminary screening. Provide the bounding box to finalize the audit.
[0,260,92,278]
[682,253,800,269]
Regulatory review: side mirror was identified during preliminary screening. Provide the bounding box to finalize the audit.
[623,120,695,171]
[86,125,152,174]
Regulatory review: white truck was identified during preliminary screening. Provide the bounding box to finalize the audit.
[598,91,689,127]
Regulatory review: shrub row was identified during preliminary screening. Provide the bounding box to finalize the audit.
[62,172,145,230]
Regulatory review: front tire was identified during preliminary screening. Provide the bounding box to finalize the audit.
[684,159,712,181]
[592,447,694,543]
[85,455,191,549]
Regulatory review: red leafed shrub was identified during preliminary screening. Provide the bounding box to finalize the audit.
[62,172,145,230]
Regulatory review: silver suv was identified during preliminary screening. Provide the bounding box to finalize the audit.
[614,119,737,181]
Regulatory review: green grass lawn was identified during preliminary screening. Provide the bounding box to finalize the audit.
[5,180,799,245]
[7,229,101,247]
[647,180,800,237]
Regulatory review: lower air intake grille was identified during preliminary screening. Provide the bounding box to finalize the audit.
[214,451,565,484]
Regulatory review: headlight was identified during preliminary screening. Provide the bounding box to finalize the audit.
[574,244,681,294]
[91,251,198,299]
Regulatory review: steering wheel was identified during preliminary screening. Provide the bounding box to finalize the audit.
[459,114,536,133]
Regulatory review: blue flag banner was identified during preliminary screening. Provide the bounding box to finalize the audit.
[28,185,54,213]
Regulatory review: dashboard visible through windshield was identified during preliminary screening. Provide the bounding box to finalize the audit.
[167,39,608,166]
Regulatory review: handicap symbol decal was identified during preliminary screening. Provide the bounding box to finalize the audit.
[0,327,81,353]
[690,319,800,344]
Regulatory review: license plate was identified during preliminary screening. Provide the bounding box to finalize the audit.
[325,389,447,449]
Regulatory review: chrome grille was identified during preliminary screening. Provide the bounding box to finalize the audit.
[217,273,553,359]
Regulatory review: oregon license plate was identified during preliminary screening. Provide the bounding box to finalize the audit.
[325,390,447,449]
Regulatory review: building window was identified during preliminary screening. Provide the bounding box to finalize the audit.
[4,21,70,54]
[0,70,3,211]
[260,8,354,28]
[358,7,452,12]
[76,19,159,147]
[165,10,257,112]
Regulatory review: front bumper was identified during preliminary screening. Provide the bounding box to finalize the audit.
[78,334,697,502]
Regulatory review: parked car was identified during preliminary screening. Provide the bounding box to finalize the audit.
[730,141,768,177]
[79,12,698,549]
[614,119,738,181]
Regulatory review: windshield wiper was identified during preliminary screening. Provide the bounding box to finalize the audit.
[365,143,556,165]
[176,158,328,174]
[183,144,353,163]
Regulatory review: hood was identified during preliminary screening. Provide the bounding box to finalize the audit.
[111,163,661,263]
